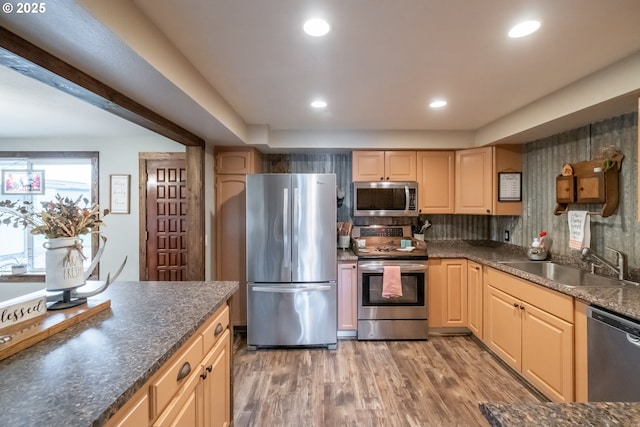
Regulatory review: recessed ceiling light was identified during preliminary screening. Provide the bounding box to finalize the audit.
[508,20,541,38]
[303,18,330,37]
[310,100,327,108]
[429,99,447,109]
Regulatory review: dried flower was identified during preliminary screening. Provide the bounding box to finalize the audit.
[0,194,108,239]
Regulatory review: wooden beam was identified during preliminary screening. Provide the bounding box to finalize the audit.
[0,25,204,148]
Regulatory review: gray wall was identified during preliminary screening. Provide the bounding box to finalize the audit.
[494,112,638,268]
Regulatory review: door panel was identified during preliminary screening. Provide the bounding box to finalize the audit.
[246,174,291,283]
[146,159,188,281]
[292,174,336,283]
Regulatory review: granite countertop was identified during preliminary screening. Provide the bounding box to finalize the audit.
[337,248,358,262]
[480,402,640,427]
[0,280,238,427]
[426,240,640,322]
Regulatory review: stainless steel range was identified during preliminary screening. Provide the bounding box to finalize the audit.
[352,225,429,340]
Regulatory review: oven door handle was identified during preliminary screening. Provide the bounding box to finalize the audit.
[358,264,427,273]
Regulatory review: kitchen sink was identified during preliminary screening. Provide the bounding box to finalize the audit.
[499,261,638,288]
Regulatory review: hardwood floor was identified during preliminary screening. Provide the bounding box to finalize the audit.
[233,335,543,426]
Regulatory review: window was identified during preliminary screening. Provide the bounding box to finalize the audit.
[0,152,99,275]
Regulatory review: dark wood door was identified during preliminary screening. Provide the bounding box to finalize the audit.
[146,159,188,280]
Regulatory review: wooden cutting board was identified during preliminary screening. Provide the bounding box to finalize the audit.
[0,298,111,362]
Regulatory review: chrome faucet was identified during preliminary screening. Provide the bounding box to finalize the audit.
[581,247,626,280]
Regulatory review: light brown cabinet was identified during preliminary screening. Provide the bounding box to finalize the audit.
[454,146,521,215]
[416,151,455,213]
[483,268,574,402]
[107,304,232,427]
[337,262,357,331]
[215,148,262,327]
[428,259,468,330]
[467,261,483,339]
[352,150,416,181]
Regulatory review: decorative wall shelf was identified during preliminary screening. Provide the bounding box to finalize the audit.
[554,153,624,217]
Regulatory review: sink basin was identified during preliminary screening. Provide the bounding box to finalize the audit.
[499,261,637,288]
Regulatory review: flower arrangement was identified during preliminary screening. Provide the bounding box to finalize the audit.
[0,194,108,239]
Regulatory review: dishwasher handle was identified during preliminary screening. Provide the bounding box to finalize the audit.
[589,306,640,339]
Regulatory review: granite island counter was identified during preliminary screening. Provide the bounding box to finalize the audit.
[0,280,238,427]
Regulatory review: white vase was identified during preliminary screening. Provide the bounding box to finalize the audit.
[44,237,85,291]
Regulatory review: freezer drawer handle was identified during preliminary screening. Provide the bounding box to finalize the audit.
[627,334,640,346]
[252,285,332,293]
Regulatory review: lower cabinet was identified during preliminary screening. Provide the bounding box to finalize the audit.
[428,259,468,330]
[107,304,231,427]
[484,268,574,402]
[337,262,357,331]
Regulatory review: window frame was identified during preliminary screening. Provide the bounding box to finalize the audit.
[0,151,100,279]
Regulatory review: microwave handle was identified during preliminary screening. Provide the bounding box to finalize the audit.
[405,185,410,211]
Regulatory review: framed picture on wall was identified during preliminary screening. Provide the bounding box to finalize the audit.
[498,172,522,202]
[1,170,45,194]
[110,174,131,214]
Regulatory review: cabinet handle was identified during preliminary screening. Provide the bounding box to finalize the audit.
[386,177,390,181]
[352,265,356,269]
[380,177,384,181]
[200,370,208,380]
[513,303,519,308]
[177,362,191,382]
[214,323,224,337]
[207,365,213,372]
[519,305,525,310]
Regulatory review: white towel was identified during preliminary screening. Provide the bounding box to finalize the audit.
[568,211,590,249]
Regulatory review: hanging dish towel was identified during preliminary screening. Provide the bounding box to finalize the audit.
[382,266,403,298]
[568,210,591,249]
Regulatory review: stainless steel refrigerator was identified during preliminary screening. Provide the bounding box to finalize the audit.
[246,173,337,349]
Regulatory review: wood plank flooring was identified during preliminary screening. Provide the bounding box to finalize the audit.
[233,335,543,426]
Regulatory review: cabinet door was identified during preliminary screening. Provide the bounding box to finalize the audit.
[216,151,253,174]
[427,259,443,328]
[521,303,574,402]
[576,172,605,203]
[385,151,417,181]
[352,151,385,181]
[337,263,358,331]
[467,261,483,339]
[441,260,468,327]
[417,151,454,213]
[203,330,231,427]
[455,147,492,214]
[215,175,248,327]
[484,285,521,371]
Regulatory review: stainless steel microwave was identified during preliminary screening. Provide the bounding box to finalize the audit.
[353,181,419,217]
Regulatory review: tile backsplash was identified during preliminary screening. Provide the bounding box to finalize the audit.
[264,111,639,268]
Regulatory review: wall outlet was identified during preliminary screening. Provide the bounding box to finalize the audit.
[504,230,510,242]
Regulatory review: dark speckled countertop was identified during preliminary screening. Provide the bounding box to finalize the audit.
[425,240,640,427]
[426,240,640,322]
[0,280,238,427]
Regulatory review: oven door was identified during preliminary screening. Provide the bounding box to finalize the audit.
[357,261,427,320]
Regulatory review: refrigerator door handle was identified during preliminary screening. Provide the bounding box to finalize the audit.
[283,188,290,268]
[292,186,299,270]
[252,285,332,293]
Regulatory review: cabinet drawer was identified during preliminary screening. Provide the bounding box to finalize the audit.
[151,335,203,418]
[202,305,230,353]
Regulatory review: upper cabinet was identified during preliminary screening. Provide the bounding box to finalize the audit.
[417,151,455,214]
[455,146,522,215]
[215,148,262,175]
[352,150,416,181]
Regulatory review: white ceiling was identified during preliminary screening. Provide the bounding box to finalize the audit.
[1,0,640,145]
[133,0,640,131]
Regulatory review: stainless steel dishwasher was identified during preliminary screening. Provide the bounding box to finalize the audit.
[587,306,640,401]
